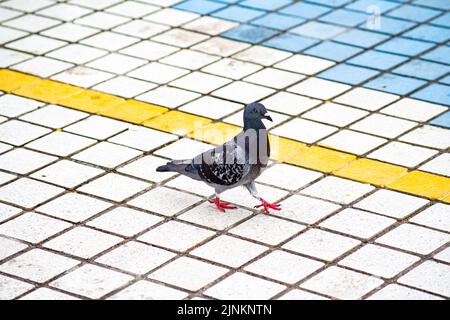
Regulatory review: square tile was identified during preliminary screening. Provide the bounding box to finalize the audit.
[399,125,450,149]
[26,131,96,157]
[202,58,262,80]
[117,155,177,183]
[19,288,79,300]
[51,66,114,88]
[108,280,188,300]
[109,126,177,151]
[65,115,130,140]
[263,33,318,52]
[348,50,407,70]
[183,16,238,35]
[179,96,242,120]
[36,192,111,223]
[0,275,33,299]
[387,4,441,23]
[94,76,157,98]
[174,0,226,14]
[431,111,450,129]
[0,237,27,260]
[46,44,107,64]
[271,118,337,144]
[319,64,379,85]
[303,102,368,127]
[333,29,388,48]
[368,284,442,300]
[211,5,265,23]
[148,257,228,291]
[0,26,28,44]
[221,25,278,44]
[419,154,450,176]
[0,203,22,223]
[87,53,146,75]
[261,92,321,115]
[128,62,189,84]
[105,1,158,18]
[74,11,130,30]
[160,49,220,70]
[113,20,169,39]
[212,81,275,104]
[72,142,142,168]
[283,228,360,261]
[275,54,335,76]
[393,59,450,81]
[410,203,450,232]
[251,12,304,30]
[37,3,92,21]
[137,86,200,108]
[257,164,322,191]
[165,175,214,197]
[411,83,450,106]
[381,98,447,122]
[120,40,178,60]
[144,8,199,26]
[0,148,56,175]
[320,208,395,239]
[151,28,208,48]
[139,220,213,251]
[368,141,437,167]
[69,0,122,10]
[0,120,51,146]
[192,36,250,57]
[20,104,88,129]
[305,41,363,62]
[44,226,122,258]
[288,77,350,100]
[80,31,139,51]
[333,87,399,111]
[233,45,291,66]
[319,8,368,27]
[170,71,231,94]
[0,212,70,243]
[350,114,417,139]
[435,247,450,263]
[376,38,434,57]
[0,48,32,68]
[4,14,60,32]
[12,56,73,78]
[244,68,305,89]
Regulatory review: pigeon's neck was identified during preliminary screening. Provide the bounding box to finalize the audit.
[244,118,266,131]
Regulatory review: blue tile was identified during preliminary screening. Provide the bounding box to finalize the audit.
[411,83,450,106]
[290,21,346,40]
[393,60,450,80]
[430,12,450,27]
[375,37,434,56]
[240,0,292,11]
[305,0,352,7]
[221,25,278,44]
[333,29,389,48]
[173,0,227,14]
[209,0,239,3]
[319,9,369,27]
[422,46,450,65]
[404,25,450,43]
[439,75,450,85]
[346,0,400,13]
[431,111,450,128]
[413,0,450,10]
[360,16,416,35]
[263,33,319,52]
[305,41,363,62]
[348,50,408,70]
[318,64,379,85]
[251,13,304,30]
[211,5,265,23]
[365,73,426,95]
[387,5,442,23]
[279,2,330,19]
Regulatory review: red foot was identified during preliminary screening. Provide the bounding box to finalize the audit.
[209,197,237,212]
[255,198,281,214]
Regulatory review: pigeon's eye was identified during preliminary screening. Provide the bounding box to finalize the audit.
[252,108,258,113]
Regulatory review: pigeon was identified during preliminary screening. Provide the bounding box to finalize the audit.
[156,102,281,213]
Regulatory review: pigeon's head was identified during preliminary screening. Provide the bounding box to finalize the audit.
[243,102,273,122]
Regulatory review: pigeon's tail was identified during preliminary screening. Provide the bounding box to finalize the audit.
[156,161,184,173]
[156,160,202,181]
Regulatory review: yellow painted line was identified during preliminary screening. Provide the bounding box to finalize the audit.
[1,69,449,202]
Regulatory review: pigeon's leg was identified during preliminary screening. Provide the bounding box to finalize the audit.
[244,182,281,214]
[209,193,237,212]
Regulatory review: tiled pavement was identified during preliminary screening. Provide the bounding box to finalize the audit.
[0,0,449,300]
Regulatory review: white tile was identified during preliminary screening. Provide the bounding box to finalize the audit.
[179,202,252,230]
[165,175,214,197]
[141,0,183,5]
[44,226,122,258]
[0,203,22,223]
[65,115,129,140]
[245,68,305,89]
[278,194,341,224]
[278,289,329,300]
[139,220,213,251]
[368,141,437,167]
[154,138,212,159]
[47,43,107,64]
[0,171,15,185]
[170,71,231,94]
[288,77,351,100]
[87,207,162,237]
[37,3,92,21]
[350,114,417,139]
[340,244,419,278]
[6,34,67,55]
[0,120,50,146]
[0,212,70,243]
[2,0,55,12]
[148,257,228,291]
[87,53,146,74]
[4,14,60,32]
[202,58,261,80]
[179,96,242,120]
[129,186,202,216]
[204,272,285,300]
[78,173,150,201]
[333,87,399,111]
[144,8,198,26]
[94,76,157,98]
[36,192,111,223]
[212,81,275,104]
[0,142,12,154]
[108,280,188,300]
[109,125,177,151]
[233,45,292,66]
[257,164,322,191]
[0,48,32,68]
[230,215,304,246]
[401,125,450,150]
[52,66,114,88]
[0,148,56,174]
[42,21,97,42]
[13,56,73,77]
[50,264,133,299]
[152,28,208,48]
[320,208,395,239]
[74,11,130,30]
[319,129,387,155]
[376,223,449,255]
[80,31,139,51]
[245,250,324,284]
[434,247,450,263]
[0,249,79,282]
[220,183,288,210]
[398,261,450,297]
[0,7,23,22]
[96,241,174,274]
[261,92,321,116]
[0,275,34,299]
[106,1,158,18]
[20,288,79,300]
[72,142,141,168]
[419,153,450,176]
[20,104,88,129]
[69,0,122,10]
[160,49,220,70]
[303,102,369,127]
[26,131,96,157]
[381,98,447,122]
[271,118,337,144]
[137,85,200,108]
[283,228,360,261]
[128,62,189,84]
[183,16,238,35]
[301,266,383,300]
[192,37,250,57]
[0,25,28,44]
[368,284,442,300]
[275,54,335,75]
[113,19,169,39]
[0,237,27,260]
[117,155,177,182]
[120,40,178,60]
[354,189,428,219]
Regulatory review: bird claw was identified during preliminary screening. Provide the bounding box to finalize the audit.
[254,198,281,214]
[209,197,237,212]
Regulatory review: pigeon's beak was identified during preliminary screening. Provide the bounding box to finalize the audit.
[263,114,273,122]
